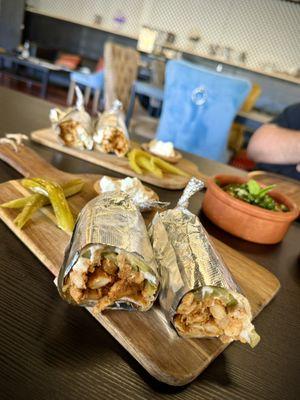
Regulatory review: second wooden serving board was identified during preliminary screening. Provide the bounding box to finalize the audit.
[30,128,207,190]
[0,144,280,386]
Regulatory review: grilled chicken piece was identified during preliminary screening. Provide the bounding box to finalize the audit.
[69,286,84,303]
[88,269,113,289]
[102,258,118,275]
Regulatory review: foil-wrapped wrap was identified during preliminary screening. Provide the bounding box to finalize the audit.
[58,191,159,313]
[93,100,130,157]
[49,86,94,150]
[148,177,260,346]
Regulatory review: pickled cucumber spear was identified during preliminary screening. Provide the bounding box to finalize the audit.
[1,179,84,209]
[21,178,75,233]
[1,178,84,232]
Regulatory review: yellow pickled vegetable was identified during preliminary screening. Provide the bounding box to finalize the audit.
[151,156,189,177]
[136,155,163,178]
[127,148,188,178]
[128,149,143,174]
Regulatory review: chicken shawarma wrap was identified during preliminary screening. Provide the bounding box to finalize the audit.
[93,100,130,157]
[148,178,260,347]
[58,191,159,313]
[49,86,93,150]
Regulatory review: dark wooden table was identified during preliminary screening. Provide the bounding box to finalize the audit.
[0,86,299,400]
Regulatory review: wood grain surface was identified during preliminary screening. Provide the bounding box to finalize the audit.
[2,87,300,400]
[0,143,280,385]
[30,128,207,189]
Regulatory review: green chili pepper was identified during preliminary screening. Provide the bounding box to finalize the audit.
[103,252,118,263]
[22,178,75,233]
[14,193,48,229]
[1,179,84,209]
[249,329,261,348]
[2,179,84,231]
[1,196,30,209]
[194,286,238,307]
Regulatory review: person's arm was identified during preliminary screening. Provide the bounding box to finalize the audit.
[247,124,300,165]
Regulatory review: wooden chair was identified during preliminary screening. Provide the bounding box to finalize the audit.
[104,42,140,113]
[228,83,262,152]
[155,60,251,162]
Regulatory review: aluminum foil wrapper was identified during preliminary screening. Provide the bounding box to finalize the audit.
[148,177,240,323]
[57,191,159,310]
[96,176,169,212]
[49,86,94,150]
[138,200,170,212]
[93,100,130,157]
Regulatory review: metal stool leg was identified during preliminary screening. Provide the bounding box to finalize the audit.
[92,89,101,114]
[126,83,136,127]
[84,86,91,106]
[67,80,76,106]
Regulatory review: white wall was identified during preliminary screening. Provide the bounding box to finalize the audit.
[27,0,300,72]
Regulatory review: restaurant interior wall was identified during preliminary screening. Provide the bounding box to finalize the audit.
[27,0,300,73]
[24,0,300,114]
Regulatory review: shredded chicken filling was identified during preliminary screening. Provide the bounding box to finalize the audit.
[174,290,255,344]
[96,127,129,157]
[59,120,82,147]
[63,251,155,312]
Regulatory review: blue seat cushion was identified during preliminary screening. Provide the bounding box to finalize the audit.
[156,60,251,162]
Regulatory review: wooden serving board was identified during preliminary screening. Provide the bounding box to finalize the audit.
[0,144,280,386]
[31,128,206,190]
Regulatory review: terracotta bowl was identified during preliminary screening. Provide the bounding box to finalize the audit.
[202,175,299,244]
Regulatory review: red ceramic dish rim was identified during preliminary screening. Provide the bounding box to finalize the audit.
[208,175,299,222]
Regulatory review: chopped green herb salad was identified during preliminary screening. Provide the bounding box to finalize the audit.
[219,179,289,212]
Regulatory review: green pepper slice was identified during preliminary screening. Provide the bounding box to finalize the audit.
[22,178,75,233]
